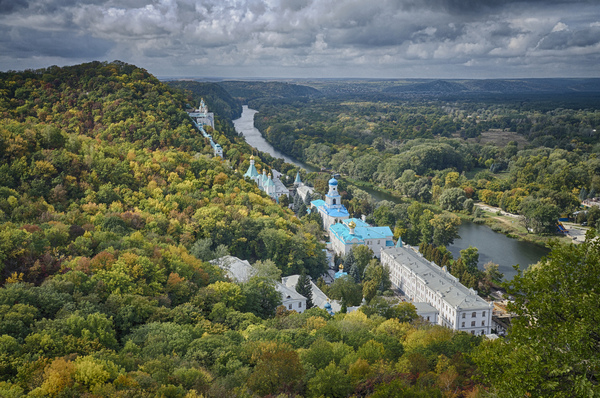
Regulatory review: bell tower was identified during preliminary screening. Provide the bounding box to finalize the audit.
[325,177,342,210]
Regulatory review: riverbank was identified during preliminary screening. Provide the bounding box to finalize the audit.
[474,203,584,247]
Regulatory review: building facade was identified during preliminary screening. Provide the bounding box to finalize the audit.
[310,177,349,231]
[329,218,394,258]
[188,99,214,129]
[243,156,289,201]
[381,246,493,335]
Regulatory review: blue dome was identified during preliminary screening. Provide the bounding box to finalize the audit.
[328,178,338,186]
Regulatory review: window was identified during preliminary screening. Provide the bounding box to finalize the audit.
[472,312,476,318]
[332,199,336,205]
[482,321,485,326]
[461,322,465,327]
[427,316,430,321]
[471,321,476,327]
[289,304,292,310]
[482,311,486,317]
[299,302,302,308]
[462,313,465,319]
[471,330,475,335]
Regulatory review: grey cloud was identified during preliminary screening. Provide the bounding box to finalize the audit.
[0,25,114,58]
[537,26,600,50]
[0,0,599,78]
[404,0,596,14]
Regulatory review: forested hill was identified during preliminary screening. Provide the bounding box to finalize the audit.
[0,60,328,284]
[217,80,322,104]
[166,80,243,120]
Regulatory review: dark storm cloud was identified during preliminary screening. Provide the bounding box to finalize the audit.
[0,25,114,58]
[0,0,29,14]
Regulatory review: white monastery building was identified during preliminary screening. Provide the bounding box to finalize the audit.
[294,171,314,203]
[329,218,394,259]
[187,99,222,158]
[211,256,306,313]
[243,156,289,202]
[310,177,349,231]
[188,99,214,129]
[381,246,493,335]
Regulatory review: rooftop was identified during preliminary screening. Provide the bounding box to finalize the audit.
[210,255,254,283]
[412,302,439,314]
[383,247,491,310]
[330,218,393,244]
[282,274,342,313]
[311,199,349,218]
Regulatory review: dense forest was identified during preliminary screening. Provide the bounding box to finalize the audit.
[0,62,598,397]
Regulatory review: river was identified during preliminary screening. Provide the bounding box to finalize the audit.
[234,106,547,280]
[233,106,319,172]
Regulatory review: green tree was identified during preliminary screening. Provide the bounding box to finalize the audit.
[353,245,374,282]
[459,246,479,274]
[328,275,363,306]
[474,232,600,397]
[296,269,314,309]
[241,277,282,318]
[519,197,561,234]
[438,187,467,211]
[308,362,352,398]
[430,213,461,247]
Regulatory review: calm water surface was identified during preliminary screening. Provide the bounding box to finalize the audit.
[233,106,318,171]
[234,106,548,280]
[448,221,549,280]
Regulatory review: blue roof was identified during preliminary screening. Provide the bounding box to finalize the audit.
[311,200,350,218]
[264,177,275,188]
[329,178,338,186]
[244,163,259,178]
[330,218,393,244]
[334,270,348,279]
[295,171,302,184]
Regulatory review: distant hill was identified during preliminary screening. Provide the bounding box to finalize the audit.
[166,80,243,120]
[218,80,322,103]
[383,78,600,95]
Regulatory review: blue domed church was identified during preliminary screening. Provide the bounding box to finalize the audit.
[310,177,349,230]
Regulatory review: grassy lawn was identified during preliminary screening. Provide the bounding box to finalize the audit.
[477,208,579,246]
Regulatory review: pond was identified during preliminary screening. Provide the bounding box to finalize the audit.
[447,220,549,280]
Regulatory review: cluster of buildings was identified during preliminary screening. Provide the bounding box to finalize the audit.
[188,100,223,158]
[191,101,494,333]
[310,177,394,259]
[307,176,493,335]
[211,255,343,315]
[243,156,289,201]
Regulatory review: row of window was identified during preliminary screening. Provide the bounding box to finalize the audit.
[288,302,302,310]
[462,321,486,327]
[462,311,486,318]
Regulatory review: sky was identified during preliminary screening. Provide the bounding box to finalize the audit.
[1,0,599,79]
